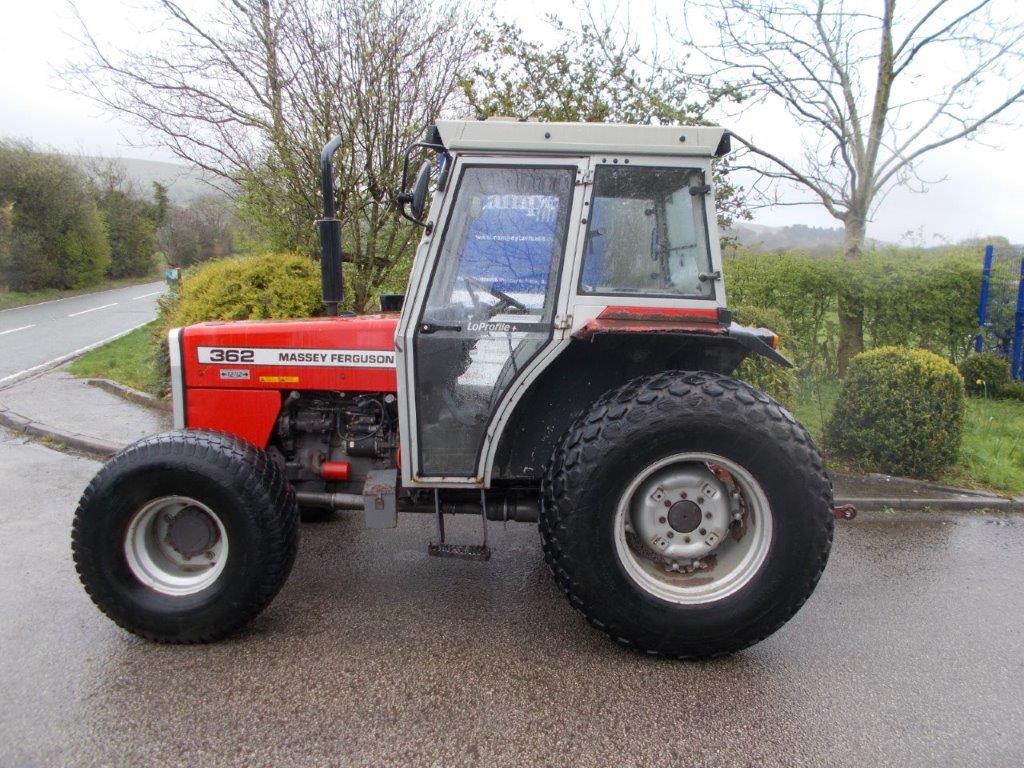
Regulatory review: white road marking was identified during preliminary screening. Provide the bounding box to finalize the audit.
[0,282,163,314]
[68,303,118,317]
[0,324,35,336]
[0,321,151,389]
[131,290,163,300]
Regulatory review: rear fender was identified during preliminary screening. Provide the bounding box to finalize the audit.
[490,330,782,481]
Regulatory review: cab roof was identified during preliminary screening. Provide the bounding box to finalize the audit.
[433,119,730,158]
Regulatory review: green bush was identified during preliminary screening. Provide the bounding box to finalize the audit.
[161,252,322,328]
[0,141,111,290]
[825,346,966,478]
[959,351,1012,396]
[999,381,1024,401]
[731,304,799,410]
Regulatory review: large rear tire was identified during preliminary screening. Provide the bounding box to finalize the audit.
[72,430,299,643]
[541,371,833,659]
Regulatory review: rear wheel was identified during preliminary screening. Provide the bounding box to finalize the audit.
[541,371,833,658]
[72,430,299,643]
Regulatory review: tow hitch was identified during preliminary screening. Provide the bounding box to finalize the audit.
[834,504,857,520]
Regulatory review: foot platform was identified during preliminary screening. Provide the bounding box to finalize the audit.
[427,542,491,561]
[427,489,491,561]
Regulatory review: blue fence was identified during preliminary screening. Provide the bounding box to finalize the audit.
[976,244,1024,380]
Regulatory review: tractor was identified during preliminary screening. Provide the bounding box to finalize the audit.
[72,120,834,658]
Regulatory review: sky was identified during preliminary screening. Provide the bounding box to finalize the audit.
[2,0,1022,245]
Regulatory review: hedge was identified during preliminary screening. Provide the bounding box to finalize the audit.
[725,249,981,375]
[731,304,798,410]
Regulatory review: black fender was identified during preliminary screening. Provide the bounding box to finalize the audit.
[490,325,790,481]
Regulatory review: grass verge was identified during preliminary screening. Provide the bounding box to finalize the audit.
[66,322,165,397]
[0,274,161,311]
[793,376,1024,495]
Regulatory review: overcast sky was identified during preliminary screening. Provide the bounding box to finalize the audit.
[2,0,1022,245]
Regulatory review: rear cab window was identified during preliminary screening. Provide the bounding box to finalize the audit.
[580,165,715,300]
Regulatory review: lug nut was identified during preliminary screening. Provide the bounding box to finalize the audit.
[705,512,712,519]
[699,528,706,535]
[667,531,674,538]
[684,536,691,543]
[658,516,666,524]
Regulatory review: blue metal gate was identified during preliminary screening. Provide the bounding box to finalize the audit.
[976,244,1024,380]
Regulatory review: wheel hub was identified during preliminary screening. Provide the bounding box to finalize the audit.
[165,507,219,559]
[628,463,732,561]
[667,500,703,533]
[123,496,229,596]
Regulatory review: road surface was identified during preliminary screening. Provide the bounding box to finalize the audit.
[0,281,165,386]
[0,431,1021,767]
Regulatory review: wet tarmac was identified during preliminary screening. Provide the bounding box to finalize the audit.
[1,431,1022,767]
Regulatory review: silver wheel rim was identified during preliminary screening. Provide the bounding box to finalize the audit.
[613,452,773,605]
[123,496,229,596]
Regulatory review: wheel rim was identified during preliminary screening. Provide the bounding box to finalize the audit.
[123,496,228,596]
[613,452,773,605]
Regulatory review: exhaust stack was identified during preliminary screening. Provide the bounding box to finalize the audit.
[319,136,344,316]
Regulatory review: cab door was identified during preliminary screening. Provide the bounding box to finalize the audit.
[396,157,586,486]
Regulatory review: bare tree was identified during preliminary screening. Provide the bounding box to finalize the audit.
[686,0,1024,370]
[67,0,480,311]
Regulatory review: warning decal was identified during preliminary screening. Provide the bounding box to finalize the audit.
[198,346,395,368]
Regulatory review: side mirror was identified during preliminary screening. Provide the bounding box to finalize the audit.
[410,161,432,220]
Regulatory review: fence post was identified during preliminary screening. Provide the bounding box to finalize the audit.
[1012,253,1024,381]
[975,244,995,353]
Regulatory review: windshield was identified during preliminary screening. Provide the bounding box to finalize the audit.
[580,165,715,299]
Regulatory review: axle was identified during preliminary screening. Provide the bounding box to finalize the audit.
[294,490,540,523]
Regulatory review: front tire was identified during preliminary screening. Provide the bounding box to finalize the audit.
[541,371,833,658]
[72,430,299,643]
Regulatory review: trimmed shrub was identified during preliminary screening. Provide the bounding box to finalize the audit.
[959,351,1012,396]
[731,304,798,410]
[825,346,966,478]
[160,252,322,328]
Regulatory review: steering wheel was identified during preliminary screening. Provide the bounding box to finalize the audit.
[463,276,527,316]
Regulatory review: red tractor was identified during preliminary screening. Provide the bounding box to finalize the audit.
[72,121,833,658]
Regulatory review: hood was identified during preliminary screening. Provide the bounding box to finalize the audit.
[179,313,399,393]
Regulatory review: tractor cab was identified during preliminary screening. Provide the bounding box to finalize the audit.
[384,120,780,487]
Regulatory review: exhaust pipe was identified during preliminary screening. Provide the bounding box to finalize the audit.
[319,136,344,317]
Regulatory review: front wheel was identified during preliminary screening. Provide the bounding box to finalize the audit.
[541,371,833,658]
[72,430,299,643]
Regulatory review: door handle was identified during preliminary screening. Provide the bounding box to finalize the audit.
[419,322,462,334]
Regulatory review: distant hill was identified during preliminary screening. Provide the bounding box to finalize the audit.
[726,222,892,255]
[74,156,228,205]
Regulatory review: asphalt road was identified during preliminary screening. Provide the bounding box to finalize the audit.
[1,434,1022,767]
[0,281,165,386]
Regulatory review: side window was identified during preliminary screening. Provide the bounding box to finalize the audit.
[580,165,715,299]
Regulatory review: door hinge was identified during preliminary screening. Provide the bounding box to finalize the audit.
[554,314,574,330]
[698,270,723,282]
[577,168,595,186]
